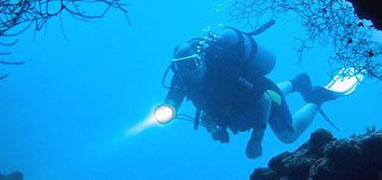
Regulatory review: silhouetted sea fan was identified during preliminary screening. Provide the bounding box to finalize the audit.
[229,0,382,80]
[0,0,129,37]
[0,0,129,80]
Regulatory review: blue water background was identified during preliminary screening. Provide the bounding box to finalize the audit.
[1,0,382,179]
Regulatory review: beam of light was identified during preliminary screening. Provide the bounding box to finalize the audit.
[125,114,158,136]
[125,104,176,136]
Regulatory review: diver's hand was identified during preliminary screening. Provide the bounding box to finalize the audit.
[210,127,230,143]
[246,126,265,159]
[245,139,262,159]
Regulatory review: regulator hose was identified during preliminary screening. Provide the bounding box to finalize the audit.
[247,20,276,36]
[162,64,172,89]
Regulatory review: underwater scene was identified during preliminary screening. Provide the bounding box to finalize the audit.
[1,0,382,179]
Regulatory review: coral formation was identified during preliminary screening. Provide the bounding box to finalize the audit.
[346,0,382,30]
[0,171,23,180]
[250,128,382,180]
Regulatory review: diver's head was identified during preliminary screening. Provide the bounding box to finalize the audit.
[171,39,203,75]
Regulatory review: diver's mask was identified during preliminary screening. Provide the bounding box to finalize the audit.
[171,37,205,75]
[171,54,202,74]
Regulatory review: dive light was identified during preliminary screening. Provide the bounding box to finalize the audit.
[154,104,176,124]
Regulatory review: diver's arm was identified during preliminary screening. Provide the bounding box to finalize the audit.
[246,127,265,159]
[245,93,272,159]
[164,74,186,111]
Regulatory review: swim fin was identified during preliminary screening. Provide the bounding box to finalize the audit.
[325,67,364,96]
[319,67,364,132]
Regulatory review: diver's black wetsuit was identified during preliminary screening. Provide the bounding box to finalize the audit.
[165,28,294,140]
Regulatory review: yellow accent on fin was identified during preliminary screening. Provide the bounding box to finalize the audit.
[266,90,282,106]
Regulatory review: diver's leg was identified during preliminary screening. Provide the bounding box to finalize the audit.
[270,87,339,143]
[277,72,311,97]
[270,91,338,144]
[271,73,339,143]
[277,81,293,96]
[288,103,319,142]
[290,73,313,99]
[274,103,319,144]
[268,96,319,144]
[288,86,340,140]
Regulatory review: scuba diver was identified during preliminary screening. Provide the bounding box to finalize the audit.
[154,21,353,159]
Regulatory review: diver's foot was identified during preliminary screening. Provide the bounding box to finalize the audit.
[211,127,229,143]
[306,86,340,107]
[290,73,312,101]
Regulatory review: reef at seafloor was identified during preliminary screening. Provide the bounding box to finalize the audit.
[250,128,382,180]
[0,171,23,180]
[346,0,382,30]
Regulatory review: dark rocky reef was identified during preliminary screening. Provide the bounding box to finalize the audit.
[0,172,23,180]
[250,128,382,180]
[346,0,382,30]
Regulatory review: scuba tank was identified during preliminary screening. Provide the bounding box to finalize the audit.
[203,23,276,77]
[169,20,277,79]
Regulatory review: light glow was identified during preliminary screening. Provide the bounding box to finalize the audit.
[125,104,176,136]
[125,115,157,136]
[154,105,175,124]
